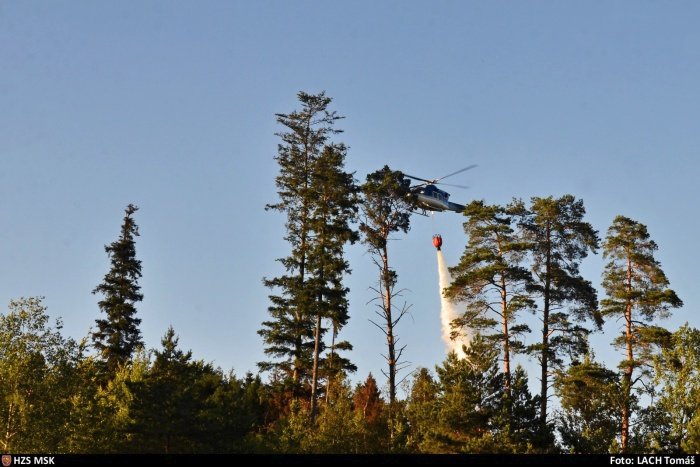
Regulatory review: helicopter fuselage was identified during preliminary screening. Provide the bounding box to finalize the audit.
[414,184,465,214]
[404,164,475,215]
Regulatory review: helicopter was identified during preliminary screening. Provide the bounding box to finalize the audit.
[404,165,477,215]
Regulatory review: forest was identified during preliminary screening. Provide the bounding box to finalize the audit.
[1,91,698,455]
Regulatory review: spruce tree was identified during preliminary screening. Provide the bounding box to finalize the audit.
[307,142,358,416]
[445,200,534,394]
[433,334,505,452]
[515,195,600,438]
[260,91,357,413]
[405,368,439,452]
[128,327,196,453]
[554,355,621,453]
[359,166,414,424]
[601,215,682,452]
[353,373,384,425]
[505,366,540,450]
[127,327,257,453]
[259,91,342,392]
[92,203,143,375]
[353,373,388,451]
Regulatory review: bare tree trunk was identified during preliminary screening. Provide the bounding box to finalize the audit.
[293,215,307,394]
[621,256,634,452]
[325,329,336,405]
[540,232,552,432]
[293,138,311,395]
[3,402,15,451]
[310,311,322,418]
[310,264,325,419]
[383,250,396,406]
[381,246,397,442]
[501,274,511,395]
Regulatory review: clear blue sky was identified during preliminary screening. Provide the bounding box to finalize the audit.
[2,2,699,393]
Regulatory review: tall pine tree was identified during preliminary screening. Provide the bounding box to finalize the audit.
[445,200,534,394]
[515,195,600,438]
[92,203,143,376]
[601,215,682,452]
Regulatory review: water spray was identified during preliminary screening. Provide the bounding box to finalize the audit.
[434,235,469,358]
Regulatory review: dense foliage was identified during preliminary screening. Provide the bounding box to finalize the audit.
[3,92,696,454]
[4,294,696,453]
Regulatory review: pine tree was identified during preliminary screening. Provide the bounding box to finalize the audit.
[445,200,534,394]
[359,165,414,427]
[601,215,682,452]
[353,373,388,452]
[92,204,144,375]
[259,91,343,395]
[307,143,358,417]
[515,195,601,437]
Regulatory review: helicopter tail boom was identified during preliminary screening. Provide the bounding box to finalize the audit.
[448,202,465,214]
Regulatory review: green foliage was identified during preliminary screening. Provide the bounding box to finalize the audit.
[92,204,144,376]
[684,415,700,454]
[353,373,389,452]
[306,140,359,414]
[126,327,259,453]
[601,215,682,451]
[266,375,390,454]
[359,165,413,253]
[505,366,541,451]
[0,298,80,452]
[515,195,600,433]
[68,327,265,454]
[638,324,700,453]
[260,91,357,407]
[4,91,696,455]
[630,404,673,453]
[260,91,340,386]
[307,381,362,453]
[555,355,622,453]
[403,335,540,453]
[602,217,683,374]
[64,353,148,453]
[405,368,439,452]
[445,200,534,389]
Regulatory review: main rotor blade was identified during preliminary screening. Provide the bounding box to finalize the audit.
[437,182,470,189]
[404,174,435,184]
[436,164,478,182]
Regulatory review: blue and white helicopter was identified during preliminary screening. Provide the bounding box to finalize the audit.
[404,165,476,215]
